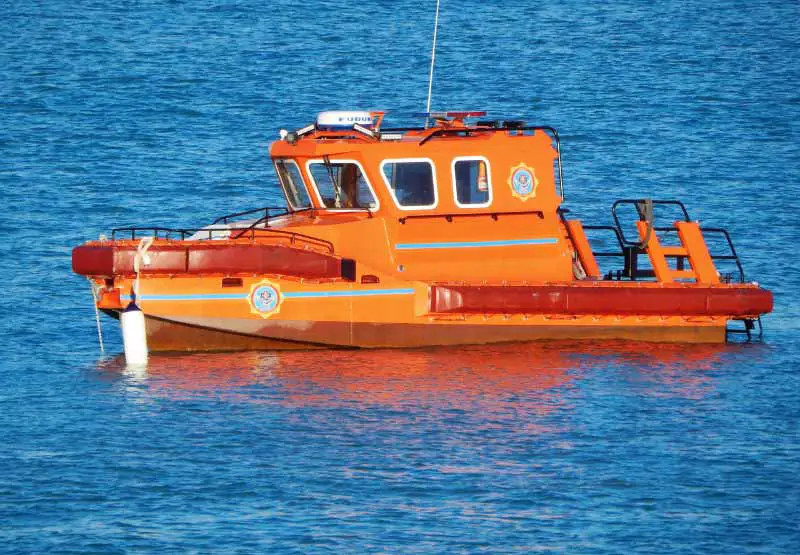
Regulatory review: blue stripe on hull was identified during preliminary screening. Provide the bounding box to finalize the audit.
[394,238,558,250]
[284,288,415,299]
[121,293,248,302]
[121,288,415,302]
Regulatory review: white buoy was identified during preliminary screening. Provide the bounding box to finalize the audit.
[121,301,148,366]
[122,236,153,366]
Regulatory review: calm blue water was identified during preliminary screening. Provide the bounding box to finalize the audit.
[2,0,799,552]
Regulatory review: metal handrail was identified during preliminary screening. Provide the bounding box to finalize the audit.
[581,223,745,283]
[610,199,691,246]
[653,226,745,283]
[581,225,626,257]
[398,209,545,224]
[109,226,335,253]
[111,227,201,240]
[230,214,270,239]
[212,205,290,225]
[236,228,335,253]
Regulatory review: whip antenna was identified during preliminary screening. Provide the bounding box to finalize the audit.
[425,0,441,128]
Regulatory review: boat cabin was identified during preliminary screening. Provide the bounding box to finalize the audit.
[266,110,573,283]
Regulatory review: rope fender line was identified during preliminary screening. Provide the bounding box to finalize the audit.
[133,236,155,306]
[88,279,105,354]
[639,199,655,248]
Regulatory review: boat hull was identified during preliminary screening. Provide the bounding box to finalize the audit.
[87,266,771,351]
[137,314,728,351]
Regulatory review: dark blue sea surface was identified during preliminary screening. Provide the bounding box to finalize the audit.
[2,0,799,552]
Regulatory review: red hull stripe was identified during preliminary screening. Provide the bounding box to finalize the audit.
[430,285,773,317]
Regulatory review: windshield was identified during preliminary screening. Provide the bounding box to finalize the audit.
[274,159,312,210]
[307,160,378,210]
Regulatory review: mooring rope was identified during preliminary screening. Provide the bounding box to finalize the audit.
[133,236,154,306]
[639,199,655,248]
[89,280,105,354]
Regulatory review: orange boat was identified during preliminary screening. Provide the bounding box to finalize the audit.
[72,110,773,351]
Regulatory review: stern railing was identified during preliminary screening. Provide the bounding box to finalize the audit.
[575,200,746,283]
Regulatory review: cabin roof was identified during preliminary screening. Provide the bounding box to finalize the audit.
[269,116,561,164]
[270,111,558,150]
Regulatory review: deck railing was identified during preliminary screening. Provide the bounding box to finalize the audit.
[110,224,334,253]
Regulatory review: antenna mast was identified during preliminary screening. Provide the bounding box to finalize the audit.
[425,0,441,128]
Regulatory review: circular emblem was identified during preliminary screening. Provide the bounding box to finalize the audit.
[512,169,534,196]
[248,280,282,318]
[508,162,539,201]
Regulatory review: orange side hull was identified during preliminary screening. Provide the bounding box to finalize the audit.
[140,314,727,352]
[89,272,770,351]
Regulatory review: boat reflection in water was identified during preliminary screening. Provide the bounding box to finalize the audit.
[93,340,747,411]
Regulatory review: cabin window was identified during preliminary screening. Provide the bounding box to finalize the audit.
[274,159,311,210]
[452,157,492,207]
[307,160,378,210]
[380,159,437,210]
